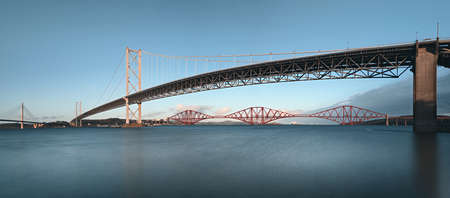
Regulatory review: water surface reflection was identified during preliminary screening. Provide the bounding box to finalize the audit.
[0,126,449,198]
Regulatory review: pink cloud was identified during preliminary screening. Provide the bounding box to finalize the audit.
[174,104,213,113]
[215,107,231,115]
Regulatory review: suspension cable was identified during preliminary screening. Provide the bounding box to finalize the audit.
[107,73,125,102]
[142,38,450,60]
[0,104,21,118]
[142,49,345,58]
[23,105,37,121]
[95,50,125,106]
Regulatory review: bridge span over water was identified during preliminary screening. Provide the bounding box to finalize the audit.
[0,103,45,129]
[167,105,387,125]
[73,39,450,132]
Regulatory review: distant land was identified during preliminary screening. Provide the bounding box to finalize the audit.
[1,116,450,131]
[0,121,71,129]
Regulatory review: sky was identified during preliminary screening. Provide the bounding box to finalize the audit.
[0,0,449,123]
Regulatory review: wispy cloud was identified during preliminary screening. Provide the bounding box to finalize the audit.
[143,111,166,118]
[344,73,450,115]
[35,115,65,121]
[172,104,214,113]
[285,108,304,114]
[309,73,450,116]
[215,107,231,115]
[285,73,450,124]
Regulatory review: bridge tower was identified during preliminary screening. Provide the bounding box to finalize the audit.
[413,39,439,133]
[20,103,24,130]
[79,101,82,127]
[75,102,78,127]
[125,47,142,126]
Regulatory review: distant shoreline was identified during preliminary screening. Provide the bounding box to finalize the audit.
[2,116,449,132]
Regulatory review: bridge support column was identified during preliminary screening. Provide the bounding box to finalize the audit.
[385,114,389,126]
[75,102,78,127]
[79,101,82,127]
[137,102,142,124]
[414,46,438,133]
[124,97,130,124]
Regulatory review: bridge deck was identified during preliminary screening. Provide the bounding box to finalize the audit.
[72,39,450,122]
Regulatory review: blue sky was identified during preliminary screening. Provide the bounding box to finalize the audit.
[1,0,449,122]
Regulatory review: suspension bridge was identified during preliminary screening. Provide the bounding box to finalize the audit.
[167,105,387,125]
[69,37,450,132]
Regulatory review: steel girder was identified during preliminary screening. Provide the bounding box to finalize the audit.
[224,107,296,125]
[167,110,213,125]
[308,105,386,125]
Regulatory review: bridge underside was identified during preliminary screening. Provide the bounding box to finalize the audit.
[72,40,450,132]
[439,52,450,67]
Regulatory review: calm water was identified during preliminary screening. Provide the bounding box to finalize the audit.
[0,125,449,198]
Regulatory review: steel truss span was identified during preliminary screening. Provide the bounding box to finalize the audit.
[72,40,450,123]
[167,105,386,125]
[167,110,214,125]
[224,107,297,125]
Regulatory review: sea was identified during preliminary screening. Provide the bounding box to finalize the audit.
[0,125,449,198]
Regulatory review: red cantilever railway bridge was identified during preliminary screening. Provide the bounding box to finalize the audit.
[167,105,387,125]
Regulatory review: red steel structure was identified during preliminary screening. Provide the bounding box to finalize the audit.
[168,109,214,125]
[224,107,297,125]
[308,105,386,125]
[167,105,386,125]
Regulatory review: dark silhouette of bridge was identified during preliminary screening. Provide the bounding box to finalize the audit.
[167,105,387,125]
[72,38,450,132]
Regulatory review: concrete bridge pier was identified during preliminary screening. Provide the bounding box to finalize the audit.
[413,43,438,133]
